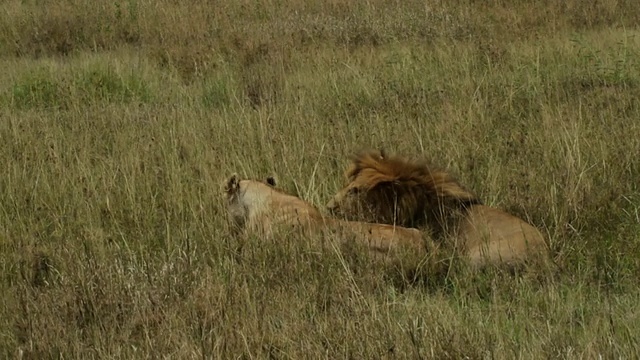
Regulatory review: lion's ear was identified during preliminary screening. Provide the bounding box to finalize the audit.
[379,148,386,159]
[266,176,277,187]
[225,173,240,193]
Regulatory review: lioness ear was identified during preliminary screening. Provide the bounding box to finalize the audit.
[266,176,277,187]
[225,173,240,193]
[379,148,386,159]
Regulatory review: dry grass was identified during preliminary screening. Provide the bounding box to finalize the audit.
[1,0,639,358]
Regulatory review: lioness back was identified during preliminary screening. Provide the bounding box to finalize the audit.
[336,221,425,254]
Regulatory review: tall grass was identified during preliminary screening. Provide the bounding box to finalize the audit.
[1,0,639,358]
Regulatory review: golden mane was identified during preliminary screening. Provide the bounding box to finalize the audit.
[326,150,481,233]
[347,149,481,208]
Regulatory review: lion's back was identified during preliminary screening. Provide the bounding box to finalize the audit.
[460,205,548,267]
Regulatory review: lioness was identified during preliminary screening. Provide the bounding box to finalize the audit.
[225,173,426,256]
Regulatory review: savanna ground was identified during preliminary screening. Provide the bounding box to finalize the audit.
[1,0,639,358]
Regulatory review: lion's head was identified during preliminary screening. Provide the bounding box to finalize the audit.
[326,149,481,231]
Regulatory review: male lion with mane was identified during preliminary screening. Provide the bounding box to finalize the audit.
[225,173,426,257]
[326,150,549,269]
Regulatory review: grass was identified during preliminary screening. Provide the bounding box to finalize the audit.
[1,0,639,358]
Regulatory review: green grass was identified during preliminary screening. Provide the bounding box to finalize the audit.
[1,0,639,358]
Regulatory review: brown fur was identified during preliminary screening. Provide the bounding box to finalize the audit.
[224,173,426,257]
[326,150,548,268]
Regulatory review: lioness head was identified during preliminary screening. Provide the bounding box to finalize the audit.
[225,173,278,230]
[225,173,276,197]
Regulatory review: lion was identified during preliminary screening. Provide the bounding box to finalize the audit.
[325,150,549,269]
[224,173,426,257]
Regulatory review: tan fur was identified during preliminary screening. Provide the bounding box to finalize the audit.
[458,205,548,268]
[225,174,426,257]
[326,150,548,268]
